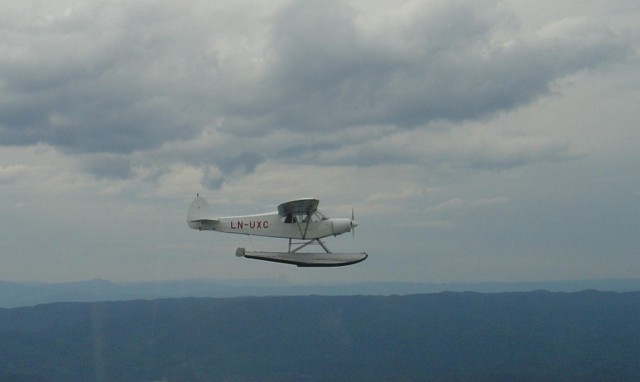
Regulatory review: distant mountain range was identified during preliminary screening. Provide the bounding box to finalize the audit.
[2,277,640,308]
[1,291,639,381]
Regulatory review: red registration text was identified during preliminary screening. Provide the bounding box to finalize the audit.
[231,221,269,229]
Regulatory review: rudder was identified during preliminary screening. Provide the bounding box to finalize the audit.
[187,195,218,230]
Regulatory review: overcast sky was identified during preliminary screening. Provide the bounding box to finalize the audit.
[1,0,638,284]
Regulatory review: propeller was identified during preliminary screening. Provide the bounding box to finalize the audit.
[351,207,358,237]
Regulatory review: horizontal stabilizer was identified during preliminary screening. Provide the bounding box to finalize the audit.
[189,218,218,230]
[235,248,367,267]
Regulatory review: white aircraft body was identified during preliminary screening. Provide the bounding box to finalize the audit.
[187,195,367,267]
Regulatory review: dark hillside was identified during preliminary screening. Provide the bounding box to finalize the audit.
[1,291,639,381]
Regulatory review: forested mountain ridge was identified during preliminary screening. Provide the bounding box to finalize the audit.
[1,291,639,381]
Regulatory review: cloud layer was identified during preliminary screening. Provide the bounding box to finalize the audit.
[1,1,638,283]
[0,0,630,186]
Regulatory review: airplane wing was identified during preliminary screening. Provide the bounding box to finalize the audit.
[278,199,319,238]
[277,198,319,217]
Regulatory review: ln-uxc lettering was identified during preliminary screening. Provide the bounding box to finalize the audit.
[231,220,269,229]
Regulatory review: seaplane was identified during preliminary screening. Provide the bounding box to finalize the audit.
[187,195,367,267]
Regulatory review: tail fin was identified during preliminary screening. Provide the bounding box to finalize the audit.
[187,195,218,230]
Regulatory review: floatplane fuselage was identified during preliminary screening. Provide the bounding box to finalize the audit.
[187,195,367,267]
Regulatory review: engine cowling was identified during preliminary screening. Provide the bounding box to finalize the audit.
[331,218,352,236]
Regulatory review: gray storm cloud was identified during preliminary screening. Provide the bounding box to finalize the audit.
[0,0,630,181]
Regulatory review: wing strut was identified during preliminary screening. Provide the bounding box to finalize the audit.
[298,217,312,240]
